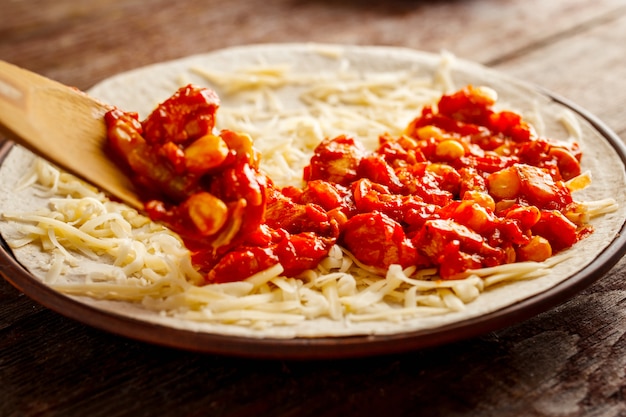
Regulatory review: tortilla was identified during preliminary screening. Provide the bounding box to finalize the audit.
[1,43,625,340]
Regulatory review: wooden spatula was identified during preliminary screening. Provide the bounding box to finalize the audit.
[0,60,143,210]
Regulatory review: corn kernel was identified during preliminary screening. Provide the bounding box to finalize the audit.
[435,139,465,160]
[220,130,259,166]
[517,235,552,262]
[471,85,498,106]
[463,190,496,211]
[186,192,228,236]
[455,201,493,233]
[505,206,541,229]
[184,134,229,174]
[487,166,521,199]
[397,135,418,150]
[415,125,444,141]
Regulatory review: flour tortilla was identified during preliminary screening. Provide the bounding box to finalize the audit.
[1,43,625,340]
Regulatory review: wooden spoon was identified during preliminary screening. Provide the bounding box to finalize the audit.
[0,60,143,210]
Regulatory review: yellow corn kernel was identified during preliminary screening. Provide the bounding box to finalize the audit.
[184,134,229,174]
[462,190,496,212]
[327,208,348,228]
[455,201,493,233]
[505,205,541,229]
[397,135,419,150]
[186,192,228,236]
[435,139,465,160]
[493,144,511,156]
[220,130,260,166]
[415,125,444,141]
[471,85,498,106]
[426,163,457,177]
[495,199,516,214]
[487,166,521,199]
[517,235,552,262]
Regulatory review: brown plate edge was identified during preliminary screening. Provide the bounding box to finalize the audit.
[1,92,626,361]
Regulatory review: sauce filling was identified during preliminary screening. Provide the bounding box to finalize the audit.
[105,84,589,283]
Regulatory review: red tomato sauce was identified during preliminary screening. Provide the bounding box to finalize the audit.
[104,84,590,283]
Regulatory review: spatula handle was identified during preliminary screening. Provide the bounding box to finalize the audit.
[0,61,143,210]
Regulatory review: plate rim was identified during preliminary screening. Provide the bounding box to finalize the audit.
[2,54,626,359]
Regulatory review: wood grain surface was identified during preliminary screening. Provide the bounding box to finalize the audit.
[2,1,626,416]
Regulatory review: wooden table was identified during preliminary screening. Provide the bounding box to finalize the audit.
[2,1,626,415]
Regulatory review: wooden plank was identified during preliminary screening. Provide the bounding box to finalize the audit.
[491,12,626,136]
[1,0,625,90]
